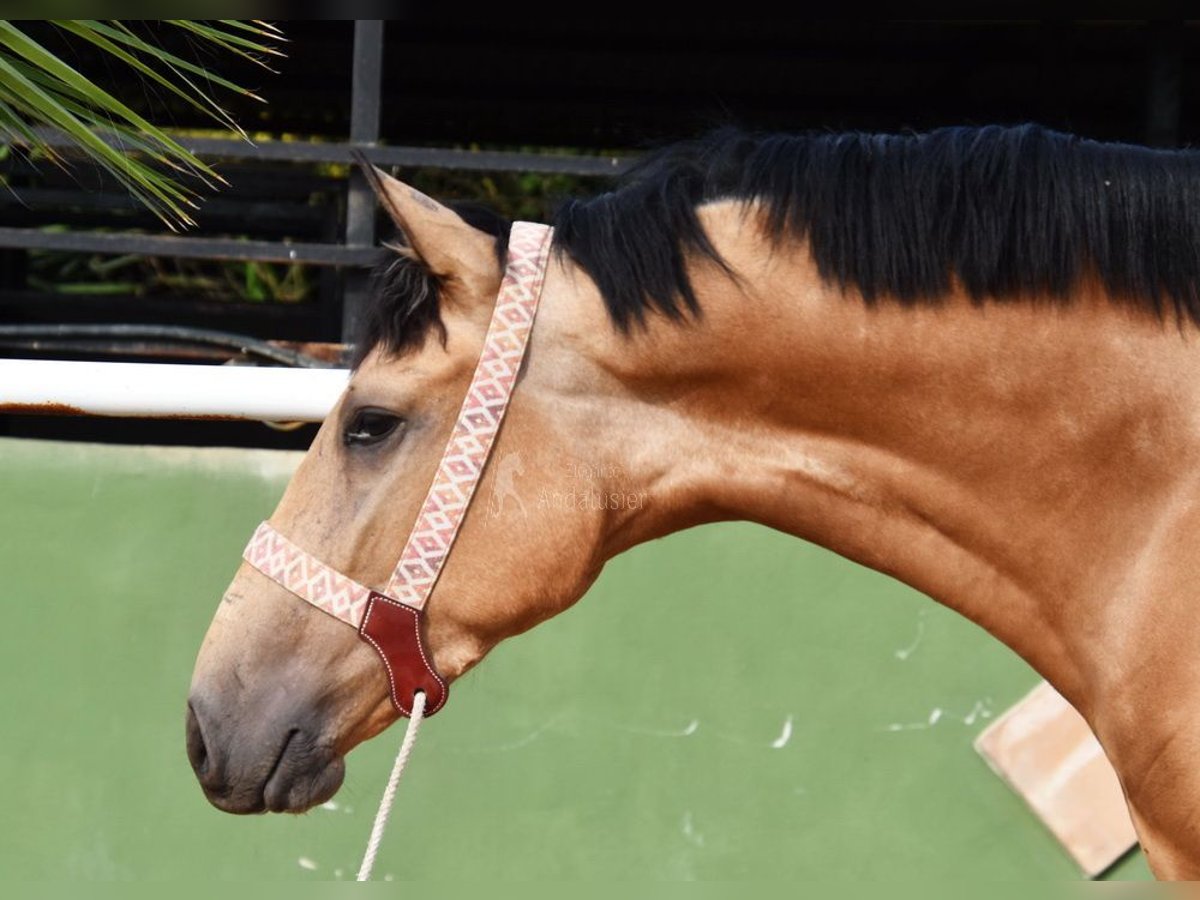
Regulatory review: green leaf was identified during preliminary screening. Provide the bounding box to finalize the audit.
[55,20,245,137]
[165,20,284,69]
[0,19,281,228]
[99,21,268,103]
[218,20,286,41]
[0,62,193,226]
[0,23,221,177]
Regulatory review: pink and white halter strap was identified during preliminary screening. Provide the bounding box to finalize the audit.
[243,221,554,717]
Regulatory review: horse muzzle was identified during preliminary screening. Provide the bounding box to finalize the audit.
[186,691,346,814]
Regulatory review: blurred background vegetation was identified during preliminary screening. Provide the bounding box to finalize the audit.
[0,21,617,308]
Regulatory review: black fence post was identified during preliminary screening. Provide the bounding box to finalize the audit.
[342,20,385,343]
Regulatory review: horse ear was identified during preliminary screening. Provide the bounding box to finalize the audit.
[357,159,499,291]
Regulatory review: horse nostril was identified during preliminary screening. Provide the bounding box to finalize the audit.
[185,701,211,779]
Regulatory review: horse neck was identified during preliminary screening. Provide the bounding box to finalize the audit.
[540,200,1200,727]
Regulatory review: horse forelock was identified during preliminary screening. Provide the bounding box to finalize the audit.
[353,201,512,368]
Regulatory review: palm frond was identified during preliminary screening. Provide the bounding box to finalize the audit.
[0,20,282,229]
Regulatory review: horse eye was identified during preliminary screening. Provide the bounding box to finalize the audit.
[343,409,404,447]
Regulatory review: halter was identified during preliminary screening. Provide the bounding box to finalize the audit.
[242,221,554,717]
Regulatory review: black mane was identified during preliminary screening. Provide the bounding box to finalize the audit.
[358,124,1200,361]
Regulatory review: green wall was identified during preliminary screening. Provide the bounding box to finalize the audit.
[0,437,1149,880]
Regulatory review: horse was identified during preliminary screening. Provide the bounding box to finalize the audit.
[187,124,1200,879]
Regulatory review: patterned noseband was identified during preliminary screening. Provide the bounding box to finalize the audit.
[242,221,554,717]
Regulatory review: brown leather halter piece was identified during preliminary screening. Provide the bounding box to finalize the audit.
[241,222,554,716]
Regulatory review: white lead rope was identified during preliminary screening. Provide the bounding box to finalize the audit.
[356,690,427,881]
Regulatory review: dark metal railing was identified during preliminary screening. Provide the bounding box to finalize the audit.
[0,20,629,347]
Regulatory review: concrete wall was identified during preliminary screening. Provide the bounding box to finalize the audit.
[0,437,1149,879]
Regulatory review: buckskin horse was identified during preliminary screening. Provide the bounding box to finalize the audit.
[187,125,1200,878]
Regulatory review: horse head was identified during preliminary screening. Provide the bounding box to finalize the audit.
[186,169,622,814]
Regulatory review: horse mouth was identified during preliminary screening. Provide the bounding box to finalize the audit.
[260,730,346,814]
[260,727,300,811]
[198,726,347,815]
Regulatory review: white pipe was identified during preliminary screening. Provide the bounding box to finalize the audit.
[0,359,349,422]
